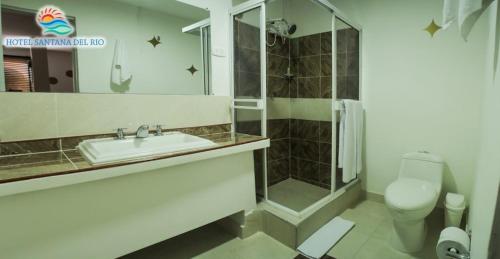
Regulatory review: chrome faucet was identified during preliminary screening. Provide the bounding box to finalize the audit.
[136,124,150,138]
[115,128,127,140]
[154,125,164,136]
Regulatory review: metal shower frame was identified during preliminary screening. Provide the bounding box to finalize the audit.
[230,0,362,218]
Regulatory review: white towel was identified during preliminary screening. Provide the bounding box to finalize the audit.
[111,40,132,85]
[338,100,363,183]
[442,0,494,40]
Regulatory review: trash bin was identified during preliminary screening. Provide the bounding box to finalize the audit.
[444,193,466,228]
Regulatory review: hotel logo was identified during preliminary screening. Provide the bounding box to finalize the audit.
[36,6,74,36]
[3,5,106,49]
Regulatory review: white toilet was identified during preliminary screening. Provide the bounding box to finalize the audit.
[384,151,444,253]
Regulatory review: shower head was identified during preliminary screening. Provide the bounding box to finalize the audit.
[266,18,297,47]
[267,18,296,37]
[288,24,297,35]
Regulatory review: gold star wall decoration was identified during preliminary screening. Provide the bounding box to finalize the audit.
[148,36,161,48]
[424,19,442,37]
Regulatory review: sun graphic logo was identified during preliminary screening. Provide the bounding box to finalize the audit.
[36,6,74,36]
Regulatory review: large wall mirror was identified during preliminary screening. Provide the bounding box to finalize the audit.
[0,0,211,95]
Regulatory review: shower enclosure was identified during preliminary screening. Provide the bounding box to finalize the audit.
[231,0,361,217]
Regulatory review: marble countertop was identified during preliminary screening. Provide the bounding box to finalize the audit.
[0,133,267,184]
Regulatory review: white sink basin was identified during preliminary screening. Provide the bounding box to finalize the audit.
[77,132,218,165]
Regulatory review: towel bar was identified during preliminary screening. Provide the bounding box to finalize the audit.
[335,100,345,111]
[335,100,364,111]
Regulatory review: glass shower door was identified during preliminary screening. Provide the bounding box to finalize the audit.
[231,0,361,215]
[334,17,360,191]
[231,3,267,200]
[265,0,334,213]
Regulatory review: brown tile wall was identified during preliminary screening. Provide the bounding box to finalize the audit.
[290,29,360,100]
[290,32,332,98]
[290,119,332,189]
[234,21,261,98]
[235,119,292,189]
[336,28,360,100]
[265,118,347,191]
[235,22,359,100]
[267,119,290,186]
[265,118,334,190]
[267,32,290,98]
[234,24,360,191]
[233,22,291,191]
[0,124,232,156]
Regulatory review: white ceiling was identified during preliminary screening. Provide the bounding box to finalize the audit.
[113,0,209,21]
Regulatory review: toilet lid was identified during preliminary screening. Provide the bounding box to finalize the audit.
[385,178,438,211]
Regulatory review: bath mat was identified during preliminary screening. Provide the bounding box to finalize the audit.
[296,216,354,259]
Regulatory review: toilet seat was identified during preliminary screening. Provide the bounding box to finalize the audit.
[385,178,437,211]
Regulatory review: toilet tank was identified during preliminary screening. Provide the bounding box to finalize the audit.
[399,152,444,187]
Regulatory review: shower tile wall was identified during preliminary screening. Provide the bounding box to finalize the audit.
[267,119,290,186]
[267,32,290,98]
[290,120,332,189]
[267,118,334,189]
[266,29,336,188]
[290,32,331,98]
[234,25,360,99]
[234,20,359,191]
[336,28,360,100]
[266,32,292,187]
[234,21,261,98]
[267,29,359,190]
[290,29,359,100]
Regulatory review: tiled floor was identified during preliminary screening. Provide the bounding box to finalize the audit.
[268,178,330,212]
[123,200,441,259]
[328,200,441,259]
[122,223,298,259]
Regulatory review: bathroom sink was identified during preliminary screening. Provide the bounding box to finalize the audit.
[77,132,218,165]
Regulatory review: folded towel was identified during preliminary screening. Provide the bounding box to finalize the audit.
[338,100,363,183]
[111,40,132,85]
[442,0,460,29]
[442,0,494,40]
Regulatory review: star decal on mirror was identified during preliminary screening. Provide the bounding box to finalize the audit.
[148,36,161,48]
[187,65,198,75]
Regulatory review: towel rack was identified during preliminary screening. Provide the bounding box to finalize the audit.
[335,100,345,111]
[335,100,365,111]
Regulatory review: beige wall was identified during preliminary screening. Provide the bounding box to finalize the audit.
[287,0,334,38]
[469,2,500,258]
[0,93,231,141]
[330,0,489,203]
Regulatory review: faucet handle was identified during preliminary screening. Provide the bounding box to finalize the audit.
[154,124,166,136]
[114,128,127,139]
